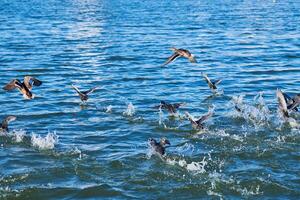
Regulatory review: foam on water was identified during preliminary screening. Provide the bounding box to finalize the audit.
[123,102,135,117]
[11,130,26,143]
[228,93,272,128]
[158,106,164,125]
[165,156,208,174]
[105,105,113,113]
[31,131,58,150]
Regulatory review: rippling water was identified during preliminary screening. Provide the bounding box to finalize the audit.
[1,0,300,199]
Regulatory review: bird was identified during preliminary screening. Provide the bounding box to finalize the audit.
[282,92,300,112]
[288,94,300,111]
[202,73,222,93]
[276,89,289,118]
[185,109,213,130]
[3,76,42,99]
[163,47,197,66]
[154,101,185,115]
[71,85,98,103]
[148,137,170,156]
[0,116,16,133]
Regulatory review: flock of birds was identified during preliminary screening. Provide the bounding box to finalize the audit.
[1,47,300,159]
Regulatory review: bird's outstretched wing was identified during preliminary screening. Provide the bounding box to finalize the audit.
[83,87,98,95]
[202,73,215,90]
[276,89,289,118]
[196,109,214,124]
[3,79,23,91]
[24,76,42,90]
[71,85,83,96]
[163,53,180,66]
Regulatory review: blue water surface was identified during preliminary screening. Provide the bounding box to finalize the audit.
[0,0,300,199]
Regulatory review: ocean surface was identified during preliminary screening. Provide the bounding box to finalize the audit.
[1,0,300,199]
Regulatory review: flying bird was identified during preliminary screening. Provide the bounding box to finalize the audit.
[148,137,170,157]
[3,76,42,99]
[0,116,16,133]
[185,109,214,130]
[154,101,185,115]
[71,85,98,102]
[202,73,222,93]
[163,47,197,66]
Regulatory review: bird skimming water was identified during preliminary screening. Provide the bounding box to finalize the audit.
[71,85,98,103]
[148,137,171,157]
[3,76,42,99]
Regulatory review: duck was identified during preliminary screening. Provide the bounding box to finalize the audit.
[163,47,197,66]
[148,137,170,156]
[3,76,42,99]
[202,73,222,93]
[154,101,185,115]
[0,116,16,134]
[185,109,213,130]
[71,85,98,103]
[281,91,300,112]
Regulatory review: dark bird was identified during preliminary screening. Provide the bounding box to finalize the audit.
[3,76,42,99]
[71,85,98,102]
[0,116,16,133]
[276,89,289,118]
[282,92,300,112]
[154,101,185,115]
[288,94,300,111]
[148,137,170,156]
[163,47,197,66]
[202,73,222,93]
[185,109,214,130]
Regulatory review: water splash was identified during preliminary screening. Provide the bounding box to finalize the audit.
[105,105,113,113]
[165,156,208,174]
[158,105,164,125]
[229,94,271,127]
[123,102,135,117]
[11,130,26,143]
[31,131,58,150]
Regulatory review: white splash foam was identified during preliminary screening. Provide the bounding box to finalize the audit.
[276,135,286,143]
[11,130,26,143]
[106,105,113,113]
[229,94,271,127]
[158,106,164,125]
[186,157,207,173]
[31,131,58,150]
[234,185,262,196]
[165,156,208,174]
[123,102,135,117]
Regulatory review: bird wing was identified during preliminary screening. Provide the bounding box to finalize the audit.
[71,85,83,96]
[185,112,197,126]
[288,95,300,111]
[1,116,16,130]
[162,53,180,66]
[24,76,42,90]
[214,79,222,86]
[173,103,185,109]
[83,87,98,95]
[276,89,289,118]
[202,73,215,90]
[3,79,23,91]
[196,110,213,124]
